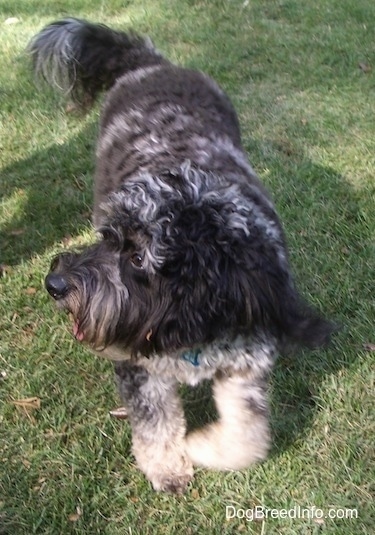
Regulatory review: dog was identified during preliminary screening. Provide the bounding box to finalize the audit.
[28,18,334,493]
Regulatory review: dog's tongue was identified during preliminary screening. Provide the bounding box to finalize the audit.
[73,321,85,342]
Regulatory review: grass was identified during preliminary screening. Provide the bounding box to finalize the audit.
[0,0,374,533]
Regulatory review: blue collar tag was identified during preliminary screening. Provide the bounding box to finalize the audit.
[181,348,201,366]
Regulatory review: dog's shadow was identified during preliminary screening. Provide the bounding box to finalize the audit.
[268,345,342,454]
[181,381,218,432]
[1,120,97,267]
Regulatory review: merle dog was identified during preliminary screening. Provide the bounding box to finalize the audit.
[29,18,334,493]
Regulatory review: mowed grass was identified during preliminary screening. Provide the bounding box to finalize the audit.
[0,0,374,533]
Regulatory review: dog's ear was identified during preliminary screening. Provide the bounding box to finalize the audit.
[237,258,335,349]
[145,200,334,353]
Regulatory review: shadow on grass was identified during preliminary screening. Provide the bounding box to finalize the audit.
[1,121,97,266]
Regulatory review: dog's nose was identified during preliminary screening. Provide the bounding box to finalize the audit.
[45,273,69,300]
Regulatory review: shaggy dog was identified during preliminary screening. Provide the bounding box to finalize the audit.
[29,18,333,493]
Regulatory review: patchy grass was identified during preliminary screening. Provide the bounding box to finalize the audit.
[0,0,374,533]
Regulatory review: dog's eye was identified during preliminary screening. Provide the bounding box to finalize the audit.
[130,253,144,269]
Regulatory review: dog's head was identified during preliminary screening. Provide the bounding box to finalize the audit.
[46,164,333,357]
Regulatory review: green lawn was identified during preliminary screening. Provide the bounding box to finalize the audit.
[0,0,374,533]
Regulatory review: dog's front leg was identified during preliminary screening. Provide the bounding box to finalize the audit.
[185,370,270,470]
[114,362,193,493]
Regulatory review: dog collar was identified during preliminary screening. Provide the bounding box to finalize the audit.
[180,348,201,366]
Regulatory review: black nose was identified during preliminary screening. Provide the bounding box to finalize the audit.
[45,273,69,300]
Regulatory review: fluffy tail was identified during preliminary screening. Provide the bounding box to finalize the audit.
[27,18,164,108]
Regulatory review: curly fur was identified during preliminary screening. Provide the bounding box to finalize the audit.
[30,18,334,493]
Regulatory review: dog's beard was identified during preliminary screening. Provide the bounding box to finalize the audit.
[48,245,128,350]
[64,275,125,350]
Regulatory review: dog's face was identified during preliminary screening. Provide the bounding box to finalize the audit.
[45,165,294,356]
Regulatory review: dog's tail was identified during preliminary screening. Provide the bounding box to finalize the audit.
[27,18,164,108]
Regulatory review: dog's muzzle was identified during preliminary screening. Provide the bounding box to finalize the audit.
[45,273,69,300]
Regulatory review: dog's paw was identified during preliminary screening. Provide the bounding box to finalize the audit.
[185,421,269,470]
[147,452,194,494]
[133,439,194,494]
[151,471,193,494]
